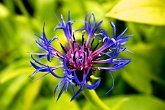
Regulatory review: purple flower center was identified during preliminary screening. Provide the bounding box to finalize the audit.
[66,42,92,71]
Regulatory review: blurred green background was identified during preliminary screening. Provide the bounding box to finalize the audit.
[0,0,165,110]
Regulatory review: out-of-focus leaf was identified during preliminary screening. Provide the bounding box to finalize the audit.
[127,23,165,45]
[0,3,9,19]
[122,67,152,95]
[122,58,152,94]
[0,67,32,84]
[0,59,32,84]
[34,0,57,32]
[121,44,152,94]
[0,75,28,109]
[62,0,85,16]
[83,95,165,110]
[3,0,15,15]
[106,0,165,25]
[23,80,42,110]
[85,0,105,19]
[48,92,80,110]
[105,95,165,110]
[122,43,165,94]
[31,98,49,110]
[102,0,118,12]
[112,98,129,110]
[31,92,80,110]
[82,98,108,110]
[15,15,40,55]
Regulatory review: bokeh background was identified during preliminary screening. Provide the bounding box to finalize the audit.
[0,0,165,110]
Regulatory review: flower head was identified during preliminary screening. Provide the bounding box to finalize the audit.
[30,12,131,101]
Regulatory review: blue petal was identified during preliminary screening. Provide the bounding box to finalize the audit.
[71,84,75,94]
[31,55,46,66]
[101,29,108,38]
[111,58,131,70]
[110,22,116,38]
[42,23,48,41]
[34,34,44,41]
[31,67,48,76]
[94,58,130,71]
[53,85,58,97]
[54,12,74,40]
[47,54,51,62]
[60,14,65,26]
[35,41,47,51]
[48,67,64,78]
[30,61,40,69]
[56,83,67,101]
[35,73,49,81]
[54,25,65,30]
[31,69,39,77]
[74,71,81,85]
[67,11,72,35]
[71,85,84,101]
[82,68,91,82]
[86,80,101,90]
[85,13,103,38]
[85,14,90,32]
[118,27,128,38]
[89,13,96,33]
[105,73,114,94]
[93,20,103,33]
[38,54,47,59]
[38,68,48,72]
[63,58,68,70]
[112,58,131,64]
[49,36,57,43]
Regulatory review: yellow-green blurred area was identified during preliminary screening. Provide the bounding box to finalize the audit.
[0,0,165,110]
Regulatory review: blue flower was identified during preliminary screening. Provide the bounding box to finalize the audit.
[30,12,131,101]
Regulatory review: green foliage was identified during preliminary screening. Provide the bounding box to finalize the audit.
[29,92,80,110]
[23,80,42,110]
[106,0,165,25]
[105,95,165,110]
[0,75,28,110]
[84,95,165,110]
[0,0,165,110]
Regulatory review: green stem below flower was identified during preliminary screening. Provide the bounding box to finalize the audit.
[83,87,112,110]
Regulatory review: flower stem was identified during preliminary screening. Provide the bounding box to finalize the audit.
[83,87,112,110]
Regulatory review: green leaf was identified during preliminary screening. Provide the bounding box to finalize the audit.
[106,0,165,25]
[0,75,27,109]
[31,93,80,110]
[121,43,153,94]
[83,95,165,110]
[122,69,152,95]
[0,3,9,19]
[47,93,80,110]
[34,0,57,29]
[85,0,105,19]
[127,23,165,45]
[14,15,40,54]
[121,43,165,94]
[112,98,129,110]
[0,63,33,84]
[104,95,165,110]
[23,80,42,110]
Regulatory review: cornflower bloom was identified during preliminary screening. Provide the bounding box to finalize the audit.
[30,12,131,101]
